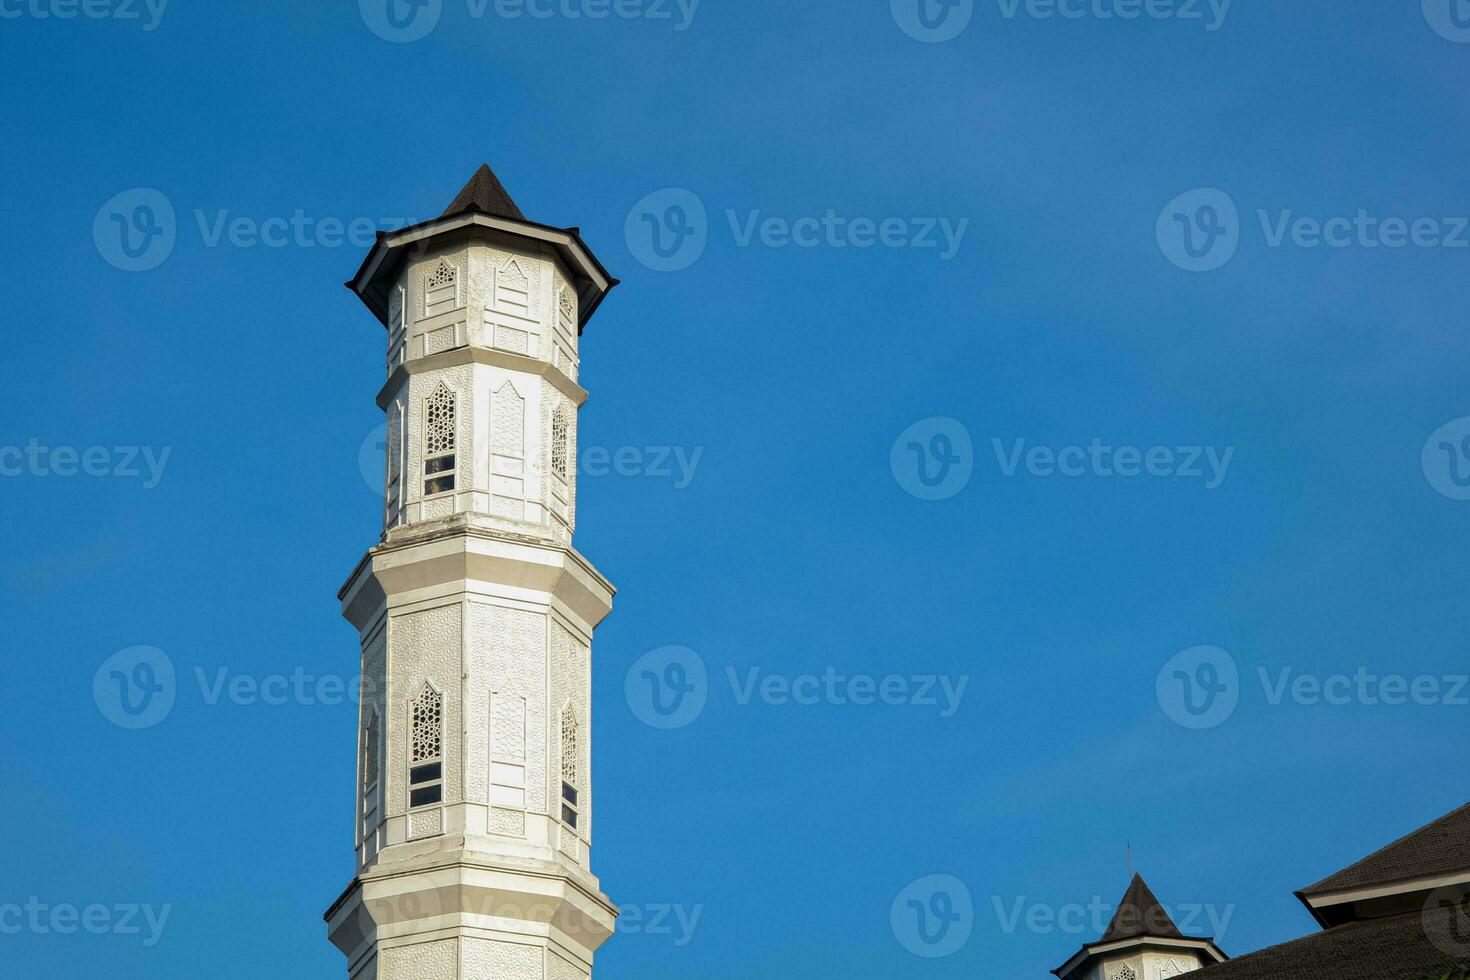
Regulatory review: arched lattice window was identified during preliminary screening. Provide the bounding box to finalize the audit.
[560,706,579,829]
[363,714,380,792]
[361,712,381,837]
[423,382,456,496]
[385,403,404,527]
[551,409,570,481]
[409,684,443,808]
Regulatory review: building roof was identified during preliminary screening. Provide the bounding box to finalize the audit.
[1101,874,1186,942]
[1300,802,1470,897]
[441,163,525,222]
[1195,904,1462,980]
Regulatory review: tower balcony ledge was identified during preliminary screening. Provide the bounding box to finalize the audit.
[340,515,614,633]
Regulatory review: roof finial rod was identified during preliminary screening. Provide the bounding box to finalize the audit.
[1127,840,1135,877]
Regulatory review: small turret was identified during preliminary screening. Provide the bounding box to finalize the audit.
[1052,875,1228,980]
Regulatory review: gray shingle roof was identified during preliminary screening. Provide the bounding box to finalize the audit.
[1301,803,1470,897]
[442,164,525,222]
[1101,875,1186,942]
[1196,904,1463,980]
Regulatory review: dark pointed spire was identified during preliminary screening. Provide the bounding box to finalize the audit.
[1100,874,1185,942]
[442,164,525,221]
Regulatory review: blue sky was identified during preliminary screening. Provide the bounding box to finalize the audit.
[4,1,1470,977]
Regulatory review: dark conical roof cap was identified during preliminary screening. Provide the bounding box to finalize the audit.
[442,164,525,221]
[1100,874,1185,942]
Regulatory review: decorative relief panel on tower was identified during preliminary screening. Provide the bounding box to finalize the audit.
[490,380,527,520]
[381,939,456,980]
[466,604,547,815]
[547,952,590,980]
[1157,958,1195,979]
[488,691,528,838]
[484,252,543,358]
[462,939,543,980]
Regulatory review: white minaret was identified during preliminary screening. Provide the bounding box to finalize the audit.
[325,165,621,980]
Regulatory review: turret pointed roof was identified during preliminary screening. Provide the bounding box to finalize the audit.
[1100,874,1186,942]
[441,163,525,222]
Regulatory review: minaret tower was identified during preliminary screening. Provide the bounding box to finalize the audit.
[325,165,621,980]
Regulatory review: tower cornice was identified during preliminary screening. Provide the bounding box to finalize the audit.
[339,519,615,633]
[375,345,589,412]
[347,212,618,335]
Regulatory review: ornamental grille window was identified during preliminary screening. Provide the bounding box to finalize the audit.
[424,383,456,496]
[560,707,579,829]
[409,685,443,808]
[385,404,404,527]
[363,715,380,792]
[424,260,459,318]
[361,713,381,837]
[1115,967,1137,980]
[427,262,455,289]
[551,410,569,481]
